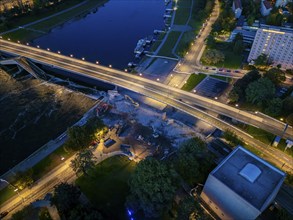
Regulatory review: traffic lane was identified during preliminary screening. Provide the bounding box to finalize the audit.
[1,43,291,137]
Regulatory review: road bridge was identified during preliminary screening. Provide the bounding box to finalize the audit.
[0,39,292,172]
[0,56,47,79]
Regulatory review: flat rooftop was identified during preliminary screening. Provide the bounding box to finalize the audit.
[212,146,285,210]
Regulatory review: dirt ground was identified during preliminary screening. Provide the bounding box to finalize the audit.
[0,69,96,174]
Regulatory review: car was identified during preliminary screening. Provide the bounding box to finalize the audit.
[0,211,8,218]
[234,70,240,73]
[212,68,216,70]
[205,67,209,69]
[219,68,224,72]
[227,70,231,73]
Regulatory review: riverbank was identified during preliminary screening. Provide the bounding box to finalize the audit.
[1,0,108,42]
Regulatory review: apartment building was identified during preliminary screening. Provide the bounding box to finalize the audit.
[247,27,293,69]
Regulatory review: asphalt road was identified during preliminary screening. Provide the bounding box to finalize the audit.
[0,39,291,139]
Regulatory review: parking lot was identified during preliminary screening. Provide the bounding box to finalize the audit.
[194,76,229,98]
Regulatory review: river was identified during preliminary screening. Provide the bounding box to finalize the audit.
[32,0,168,69]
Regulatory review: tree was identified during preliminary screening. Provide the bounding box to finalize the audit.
[175,138,212,185]
[127,158,177,218]
[264,68,286,85]
[206,35,216,48]
[51,182,81,216]
[245,78,275,107]
[68,205,103,220]
[177,197,195,220]
[64,117,104,151]
[13,169,34,190]
[71,149,96,176]
[286,113,293,126]
[202,49,225,65]
[283,96,293,115]
[265,98,282,116]
[229,70,261,102]
[233,39,244,55]
[254,53,269,67]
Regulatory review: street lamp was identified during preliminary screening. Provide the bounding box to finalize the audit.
[235,104,239,107]
[139,73,142,76]
[70,54,73,57]
[47,48,50,51]
[156,78,160,81]
[82,57,85,61]
[96,61,99,64]
[109,64,112,68]
[37,45,40,48]
[57,51,61,54]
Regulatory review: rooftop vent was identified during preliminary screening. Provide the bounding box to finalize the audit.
[239,163,262,183]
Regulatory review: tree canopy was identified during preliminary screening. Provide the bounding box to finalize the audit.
[264,68,286,85]
[175,138,212,185]
[245,78,275,106]
[202,49,225,65]
[51,182,81,216]
[127,157,177,218]
[64,117,104,151]
[71,149,96,176]
[228,70,261,102]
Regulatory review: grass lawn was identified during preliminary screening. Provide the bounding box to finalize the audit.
[3,0,108,41]
[175,31,195,57]
[158,31,181,58]
[0,186,15,205]
[181,73,207,91]
[209,74,231,83]
[76,155,136,220]
[32,146,74,180]
[174,7,191,25]
[214,50,243,69]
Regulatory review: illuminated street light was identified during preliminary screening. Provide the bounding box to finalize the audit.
[193,89,196,93]
[214,97,218,100]
[26,43,29,45]
[37,45,40,48]
[82,57,85,61]
[124,69,128,72]
[57,51,61,54]
[0,36,2,39]
[280,118,284,121]
[70,54,73,57]
[157,78,160,81]
[8,38,11,41]
[96,61,99,64]
[17,40,20,43]
[255,111,258,114]
[47,48,50,51]
[139,73,142,76]
[109,64,112,68]
[235,104,239,107]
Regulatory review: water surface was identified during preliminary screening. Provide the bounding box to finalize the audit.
[33,0,167,69]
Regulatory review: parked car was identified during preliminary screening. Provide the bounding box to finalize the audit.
[227,70,231,73]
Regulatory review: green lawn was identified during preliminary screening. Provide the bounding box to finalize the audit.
[175,31,195,57]
[181,73,207,91]
[0,186,15,205]
[158,31,181,58]
[32,146,74,180]
[209,74,231,83]
[214,50,243,69]
[3,0,108,41]
[76,156,136,220]
[174,7,191,25]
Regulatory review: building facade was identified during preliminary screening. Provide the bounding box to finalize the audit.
[201,146,285,220]
[247,27,293,69]
[275,0,292,7]
[261,0,273,16]
[232,0,242,18]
